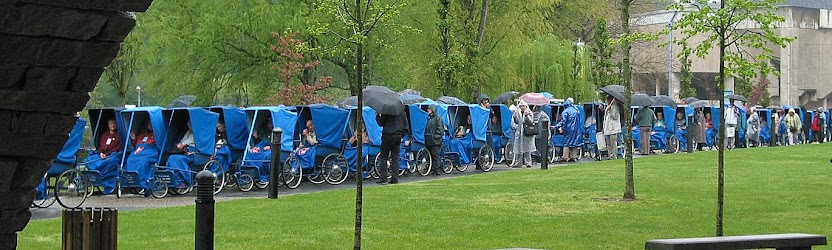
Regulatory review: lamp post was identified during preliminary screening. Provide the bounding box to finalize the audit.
[136,86,142,107]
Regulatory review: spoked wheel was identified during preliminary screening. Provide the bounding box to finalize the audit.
[151,178,168,199]
[360,155,375,179]
[284,165,302,189]
[32,176,56,208]
[667,136,680,154]
[407,152,417,174]
[254,181,269,189]
[505,142,517,166]
[477,146,495,172]
[237,173,254,192]
[55,169,90,209]
[454,162,468,172]
[548,146,558,163]
[373,155,387,178]
[415,148,432,176]
[440,157,454,174]
[174,186,192,195]
[323,154,349,185]
[212,171,226,195]
[307,166,326,184]
[224,172,237,189]
[115,181,122,198]
[370,156,381,179]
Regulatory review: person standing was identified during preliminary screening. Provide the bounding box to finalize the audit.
[724,104,739,149]
[635,106,656,155]
[811,108,824,144]
[424,105,444,175]
[376,109,407,184]
[786,108,802,145]
[555,98,582,162]
[695,109,707,151]
[510,100,535,168]
[746,107,761,147]
[603,97,622,160]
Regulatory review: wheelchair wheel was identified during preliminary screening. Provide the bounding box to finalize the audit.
[454,162,468,172]
[55,169,90,209]
[32,175,56,208]
[440,157,454,174]
[548,146,558,163]
[151,177,168,199]
[285,165,302,189]
[415,148,431,176]
[477,146,495,172]
[667,135,680,153]
[254,181,269,189]
[237,173,254,192]
[212,170,226,195]
[115,181,122,198]
[505,142,517,166]
[323,154,349,185]
[407,153,417,174]
[173,186,192,195]
[224,172,237,189]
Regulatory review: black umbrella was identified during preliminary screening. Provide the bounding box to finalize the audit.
[631,94,654,108]
[363,85,405,115]
[337,96,358,108]
[689,100,711,108]
[652,95,677,109]
[399,94,426,105]
[682,97,699,104]
[493,91,519,104]
[168,95,197,108]
[437,96,467,105]
[598,85,626,102]
[725,94,747,102]
[399,89,421,96]
[767,105,783,112]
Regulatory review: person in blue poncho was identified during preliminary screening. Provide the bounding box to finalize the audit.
[83,118,122,194]
[244,120,275,183]
[554,98,583,163]
[125,121,159,196]
[165,120,197,188]
[213,120,233,172]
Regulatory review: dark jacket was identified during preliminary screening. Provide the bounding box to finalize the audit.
[425,105,445,146]
[377,110,408,136]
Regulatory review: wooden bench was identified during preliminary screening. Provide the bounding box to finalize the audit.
[645,233,826,250]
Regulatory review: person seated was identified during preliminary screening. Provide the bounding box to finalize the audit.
[165,120,198,188]
[454,115,472,138]
[82,119,122,195]
[348,129,369,147]
[293,119,319,169]
[490,116,503,162]
[125,121,159,196]
[302,120,319,148]
[213,120,233,172]
[242,119,274,183]
[345,128,370,177]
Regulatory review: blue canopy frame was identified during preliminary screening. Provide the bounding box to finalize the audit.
[295,105,350,155]
[119,106,169,167]
[87,108,127,152]
[490,104,513,141]
[407,104,430,146]
[243,106,297,155]
[755,108,773,144]
[449,104,490,143]
[49,118,87,175]
[163,107,220,156]
[208,106,248,151]
[348,106,382,147]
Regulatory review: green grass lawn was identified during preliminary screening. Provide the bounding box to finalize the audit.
[19,144,832,249]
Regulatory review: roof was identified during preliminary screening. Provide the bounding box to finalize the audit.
[777,0,832,9]
[631,10,686,26]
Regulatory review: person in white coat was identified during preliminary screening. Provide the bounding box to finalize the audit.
[602,96,621,160]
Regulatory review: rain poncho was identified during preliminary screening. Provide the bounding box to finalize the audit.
[554,100,583,148]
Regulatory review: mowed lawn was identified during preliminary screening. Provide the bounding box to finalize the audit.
[19,144,832,249]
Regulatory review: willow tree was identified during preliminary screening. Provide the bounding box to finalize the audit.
[670,0,793,236]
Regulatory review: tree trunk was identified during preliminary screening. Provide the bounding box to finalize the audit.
[620,0,636,201]
[476,0,488,47]
[353,1,364,248]
[716,0,725,237]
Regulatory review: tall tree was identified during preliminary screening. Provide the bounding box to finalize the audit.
[312,0,406,248]
[591,19,618,89]
[678,43,697,99]
[671,0,793,236]
[620,0,637,201]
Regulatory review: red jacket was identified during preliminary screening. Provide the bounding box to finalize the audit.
[811,115,821,132]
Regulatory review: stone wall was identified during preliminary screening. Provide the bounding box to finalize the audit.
[0,1,152,249]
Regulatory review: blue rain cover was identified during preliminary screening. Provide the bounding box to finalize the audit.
[88,108,127,150]
[467,105,490,142]
[187,108,220,155]
[408,105,429,144]
[492,104,513,139]
[309,104,350,149]
[211,106,248,151]
[271,108,297,152]
[121,107,169,151]
[55,118,87,164]
[361,107,383,146]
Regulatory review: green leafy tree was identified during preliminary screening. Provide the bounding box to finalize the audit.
[678,44,697,99]
[103,32,139,106]
[590,19,618,89]
[670,0,794,236]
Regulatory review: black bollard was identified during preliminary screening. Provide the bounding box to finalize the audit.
[687,114,694,153]
[195,170,215,250]
[541,119,549,170]
[269,128,282,199]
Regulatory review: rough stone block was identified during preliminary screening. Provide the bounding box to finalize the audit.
[0,90,90,114]
[0,0,154,12]
[44,114,79,136]
[0,160,17,192]
[0,190,34,209]
[23,66,78,92]
[0,209,32,234]
[0,3,108,41]
[0,34,120,67]
[0,133,66,159]
[0,233,17,249]
[97,11,137,42]
[69,67,106,92]
[0,65,27,90]
[12,159,50,190]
